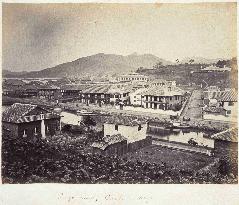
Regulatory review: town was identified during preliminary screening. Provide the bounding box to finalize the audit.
[2,57,238,184]
[1,3,237,185]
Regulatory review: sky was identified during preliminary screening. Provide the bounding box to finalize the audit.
[2,3,237,72]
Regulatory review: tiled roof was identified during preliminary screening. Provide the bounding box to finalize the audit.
[91,134,127,150]
[2,103,58,123]
[204,89,237,102]
[60,84,83,90]
[139,86,184,96]
[82,84,111,94]
[210,127,238,142]
[104,134,127,145]
[81,84,129,94]
[91,141,107,150]
[104,115,147,126]
[219,90,237,102]
[2,103,38,123]
[204,107,225,113]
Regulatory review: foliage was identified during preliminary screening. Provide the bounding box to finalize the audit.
[81,116,96,127]
[1,135,237,184]
[153,62,163,69]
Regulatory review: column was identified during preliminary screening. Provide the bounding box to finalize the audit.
[59,118,62,131]
[41,119,46,139]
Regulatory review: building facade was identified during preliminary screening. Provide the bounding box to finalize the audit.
[116,73,149,82]
[2,103,61,139]
[139,86,185,111]
[203,88,237,120]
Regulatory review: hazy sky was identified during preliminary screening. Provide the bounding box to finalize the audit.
[3,3,237,72]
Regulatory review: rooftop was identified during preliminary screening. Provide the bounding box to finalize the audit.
[204,89,237,102]
[2,103,38,123]
[91,134,127,150]
[81,84,129,94]
[139,86,184,96]
[203,107,225,113]
[210,127,238,142]
[2,103,59,123]
[104,115,147,126]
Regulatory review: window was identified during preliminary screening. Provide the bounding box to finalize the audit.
[138,125,142,131]
[227,110,231,115]
[23,129,27,138]
[40,114,44,120]
[228,102,234,106]
[115,124,118,131]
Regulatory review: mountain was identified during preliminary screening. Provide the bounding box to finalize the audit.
[180,57,228,65]
[2,70,28,78]
[3,53,173,78]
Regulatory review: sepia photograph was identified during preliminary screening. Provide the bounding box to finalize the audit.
[1,2,238,185]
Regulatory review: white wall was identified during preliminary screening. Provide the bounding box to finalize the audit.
[104,123,147,143]
[223,101,238,113]
[129,93,143,106]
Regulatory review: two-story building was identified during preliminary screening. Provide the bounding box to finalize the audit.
[91,116,152,156]
[79,84,130,106]
[139,86,185,111]
[38,86,60,100]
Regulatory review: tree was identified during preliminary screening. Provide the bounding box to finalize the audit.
[216,60,228,68]
[153,62,163,69]
[189,59,194,64]
[81,116,96,128]
[218,158,231,176]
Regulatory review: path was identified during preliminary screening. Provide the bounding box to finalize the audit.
[181,89,203,119]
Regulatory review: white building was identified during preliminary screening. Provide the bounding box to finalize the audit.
[104,122,148,143]
[202,65,231,72]
[129,88,147,106]
[116,73,149,82]
[148,79,176,87]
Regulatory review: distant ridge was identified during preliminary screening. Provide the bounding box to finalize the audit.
[3,53,173,78]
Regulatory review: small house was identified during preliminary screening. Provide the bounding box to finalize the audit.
[2,103,61,139]
[209,127,238,153]
[203,89,237,121]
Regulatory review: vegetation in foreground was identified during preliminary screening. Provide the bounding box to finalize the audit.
[2,132,238,184]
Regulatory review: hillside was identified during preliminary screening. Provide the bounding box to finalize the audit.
[137,59,237,89]
[3,53,172,78]
[180,57,227,65]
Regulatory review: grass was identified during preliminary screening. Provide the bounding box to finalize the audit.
[126,145,215,171]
